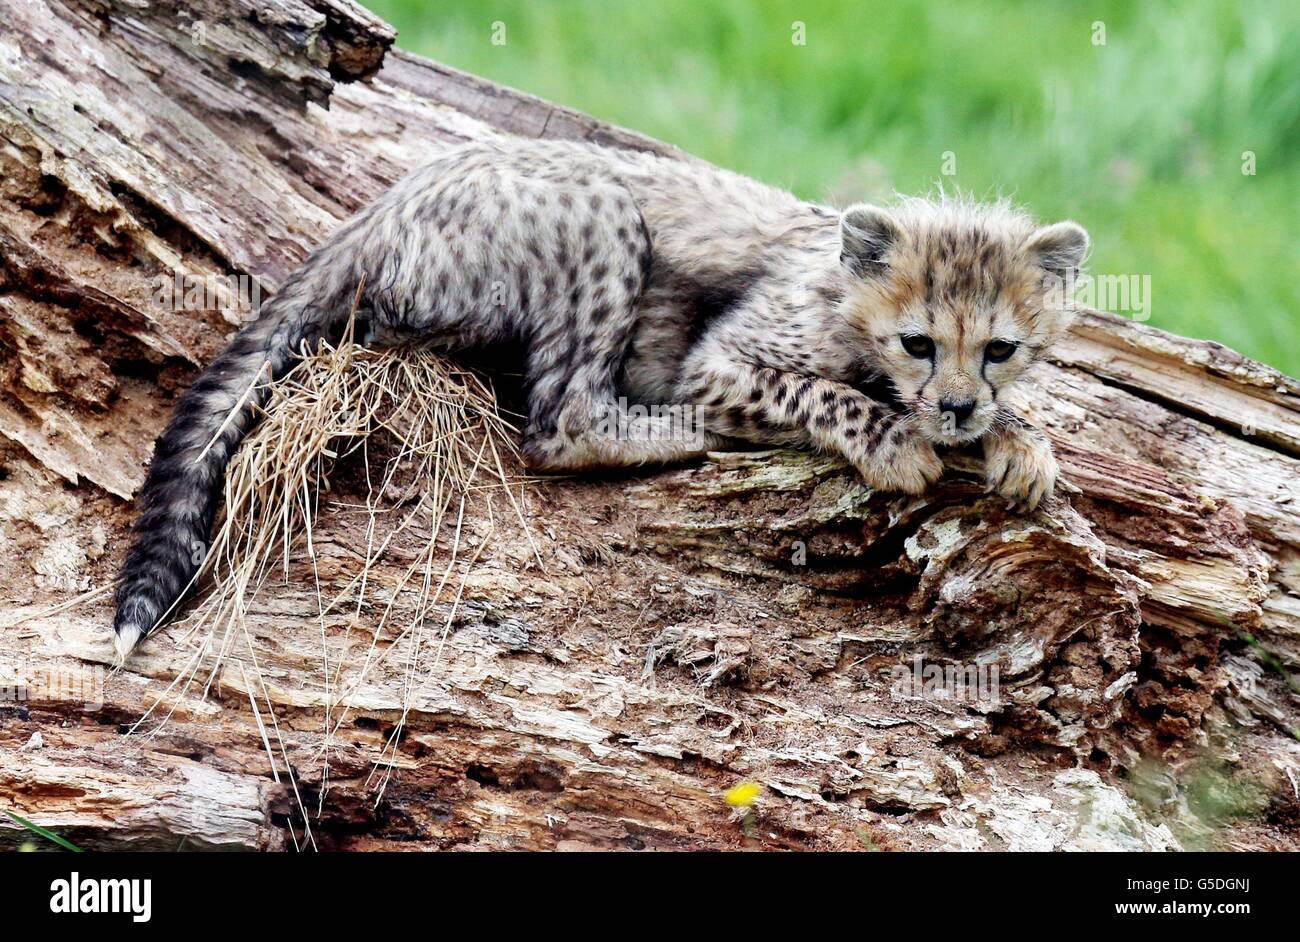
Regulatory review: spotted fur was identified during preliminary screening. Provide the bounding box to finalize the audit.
[113,139,1087,658]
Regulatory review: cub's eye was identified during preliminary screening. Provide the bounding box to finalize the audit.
[900,334,935,359]
[984,339,1019,363]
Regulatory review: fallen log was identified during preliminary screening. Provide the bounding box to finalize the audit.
[1,0,1297,851]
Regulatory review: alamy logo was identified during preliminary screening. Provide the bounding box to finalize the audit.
[1,658,104,711]
[154,271,261,313]
[50,872,152,922]
[593,397,704,446]
[1043,270,1151,321]
[890,655,1000,704]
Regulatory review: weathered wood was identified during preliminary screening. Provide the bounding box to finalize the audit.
[1,0,1297,851]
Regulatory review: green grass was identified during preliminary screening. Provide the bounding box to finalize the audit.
[3,808,83,852]
[367,0,1299,376]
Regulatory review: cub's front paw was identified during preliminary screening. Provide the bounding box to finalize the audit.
[855,424,944,495]
[984,430,1058,510]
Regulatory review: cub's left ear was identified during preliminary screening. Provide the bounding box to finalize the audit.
[1025,221,1089,276]
[840,203,902,277]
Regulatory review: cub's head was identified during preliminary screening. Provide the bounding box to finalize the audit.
[837,196,1088,445]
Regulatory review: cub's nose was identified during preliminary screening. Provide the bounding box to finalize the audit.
[939,398,976,426]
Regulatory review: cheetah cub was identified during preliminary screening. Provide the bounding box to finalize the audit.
[113,139,1085,657]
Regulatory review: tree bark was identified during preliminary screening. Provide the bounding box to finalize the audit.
[1,0,1297,851]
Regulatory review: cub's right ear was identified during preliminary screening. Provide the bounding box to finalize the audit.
[1025,221,1089,277]
[840,204,902,277]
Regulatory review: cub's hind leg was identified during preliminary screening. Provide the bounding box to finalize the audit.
[519,189,720,472]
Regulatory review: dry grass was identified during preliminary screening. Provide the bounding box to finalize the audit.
[132,311,533,848]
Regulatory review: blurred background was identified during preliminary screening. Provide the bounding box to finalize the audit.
[368,0,1299,375]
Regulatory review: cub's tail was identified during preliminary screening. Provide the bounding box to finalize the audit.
[112,264,357,661]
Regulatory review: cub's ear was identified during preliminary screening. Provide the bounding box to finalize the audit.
[840,204,902,277]
[1026,221,1089,343]
[1025,221,1089,276]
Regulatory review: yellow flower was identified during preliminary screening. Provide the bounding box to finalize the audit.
[723,781,762,808]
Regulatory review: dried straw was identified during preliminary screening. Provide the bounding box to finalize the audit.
[132,302,532,843]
